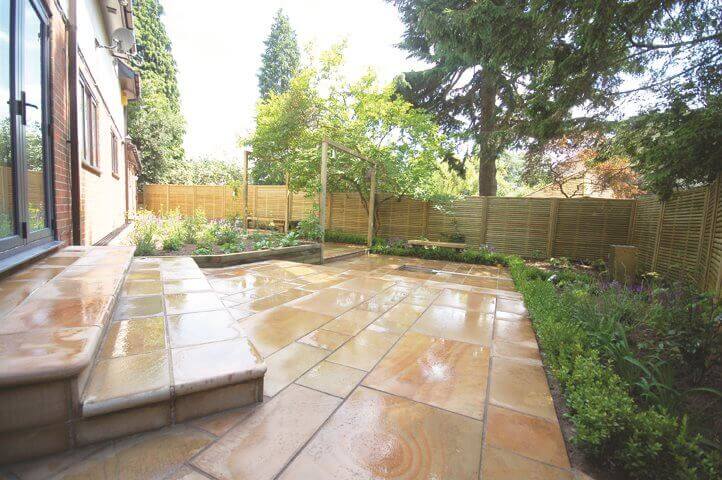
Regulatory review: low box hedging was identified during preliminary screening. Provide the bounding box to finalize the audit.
[507,257,720,479]
[369,244,509,266]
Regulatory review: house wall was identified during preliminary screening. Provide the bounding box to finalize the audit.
[48,0,73,245]
[75,0,135,244]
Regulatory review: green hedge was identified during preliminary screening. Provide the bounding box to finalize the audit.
[507,257,720,479]
[324,230,371,245]
[369,244,509,266]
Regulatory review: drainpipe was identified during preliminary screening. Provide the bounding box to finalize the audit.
[67,0,81,245]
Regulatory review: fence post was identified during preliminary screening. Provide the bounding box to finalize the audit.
[320,140,328,241]
[422,201,429,238]
[367,165,376,247]
[704,176,721,291]
[243,151,249,227]
[651,201,666,271]
[480,197,489,247]
[546,198,559,258]
[627,200,637,245]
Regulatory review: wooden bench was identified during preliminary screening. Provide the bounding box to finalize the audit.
[407,239,466,250]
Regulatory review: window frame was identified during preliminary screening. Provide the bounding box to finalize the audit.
[79,76,100,172]
[111,130,119,177]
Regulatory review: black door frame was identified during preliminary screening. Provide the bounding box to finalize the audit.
[0,0,54,262]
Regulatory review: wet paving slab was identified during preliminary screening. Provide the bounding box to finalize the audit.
[2,254,574,479]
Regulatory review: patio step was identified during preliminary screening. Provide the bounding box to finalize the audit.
[0,251,266,464]
[0,246,134,464]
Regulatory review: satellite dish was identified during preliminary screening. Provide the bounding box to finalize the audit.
[111,28,135,54]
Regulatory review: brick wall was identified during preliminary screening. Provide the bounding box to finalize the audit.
[48,0,73,245]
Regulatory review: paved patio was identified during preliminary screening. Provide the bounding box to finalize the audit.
[2,254,575,480]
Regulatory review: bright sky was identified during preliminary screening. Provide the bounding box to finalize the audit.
[162,0,425,162]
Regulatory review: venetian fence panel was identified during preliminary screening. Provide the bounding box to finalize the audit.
[553,198,635,260]
[634,178,722,293]
[141,181,722,295]
[485,197,552,257]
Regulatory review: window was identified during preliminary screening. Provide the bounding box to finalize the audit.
[111,131,119,176]
[79,78,99,168]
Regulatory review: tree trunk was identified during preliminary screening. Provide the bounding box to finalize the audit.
[477,73,498,197]
[478,155,497,196]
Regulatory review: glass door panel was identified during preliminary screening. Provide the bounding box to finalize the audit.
[0,0,52,260]
[0,0,20,247]
[21,0,48,234]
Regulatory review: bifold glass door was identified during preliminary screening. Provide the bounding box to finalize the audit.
[0,0,53,260]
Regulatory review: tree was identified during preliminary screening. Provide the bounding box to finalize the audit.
[128,0,185,184]
[525,134,642,199]
[257,9,300,100]
[246,47,453,233]
[387,0,721,197]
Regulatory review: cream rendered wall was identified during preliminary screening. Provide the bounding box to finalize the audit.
[76,0,131,244]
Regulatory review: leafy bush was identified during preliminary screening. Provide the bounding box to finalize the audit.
[182,209,208,244]
[130,210,160,256]
[280,231,300,247]
[160,209,185,252]
[296,209,322,241]
[211,221,241,245]
[507,255,721,479]
[192,246,213,255]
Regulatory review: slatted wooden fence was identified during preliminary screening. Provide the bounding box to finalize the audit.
[142,180,722,294]
[632,177,722,293]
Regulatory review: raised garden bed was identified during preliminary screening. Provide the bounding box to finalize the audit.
[128,209,323,267]
[191,243,322,267]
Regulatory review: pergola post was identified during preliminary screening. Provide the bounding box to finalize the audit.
[367,164,376,247]
[285,171,291,233]
[243,150,249,229]
[320,140,328,242]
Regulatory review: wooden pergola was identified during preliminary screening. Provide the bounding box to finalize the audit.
[320,139,377,247]
[240,141,376,246]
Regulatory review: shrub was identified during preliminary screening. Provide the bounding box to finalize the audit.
[324,230,367,245]
[370,243,509,267]
[508,256,721,479]
[160,209,185,252]
[130,210,159,256]
[211,221,241,245]
[296,209,322,241]
[182,209,208,244]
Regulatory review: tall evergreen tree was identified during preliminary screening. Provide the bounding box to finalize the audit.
[388,0,721,196]
[257,9,300,99]
[128,0,185,184]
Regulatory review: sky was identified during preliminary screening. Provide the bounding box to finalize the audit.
[161,0,425,162]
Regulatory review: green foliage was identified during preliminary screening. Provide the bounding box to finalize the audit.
[246,46,455,230]
[370,243,509,267]
[295,207,323,241]
[160,209,185,252]
[210,221,241,246]
[130,210,160,256]
[129,0,185,184]
[164,156,245,186]
[324,230,368,245]
[506,256,722,479]
[601,95,722,199]
[388,0,721,196]
[258,9,300,100]
[181,209,208,244]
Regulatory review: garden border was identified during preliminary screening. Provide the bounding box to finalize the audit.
[151,243,323,268]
